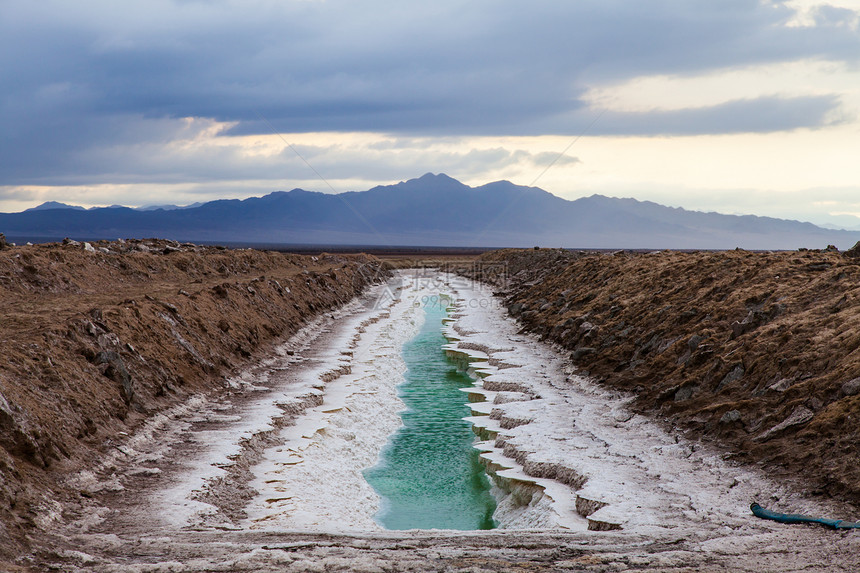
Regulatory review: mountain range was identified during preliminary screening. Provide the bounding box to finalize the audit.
[2,173,859,250]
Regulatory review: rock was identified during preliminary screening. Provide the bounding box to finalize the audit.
[83,320,100,337]
[83,242,96,253]
[841,377,860,397]
[687,343,714,366]
[754,406,814,442]
[719,410,742,425]
[768,378,795,393]
[732,305,785,340]
[687,335,703,351]
[97,332,122,349]
[0,392,11,414]
[570,347,596,361]
[679,334,706,365]
[94,351,134,404]
[0,233,7,250]
[0,391,44,465]
[716,364,744,392]
[674,385,697,402]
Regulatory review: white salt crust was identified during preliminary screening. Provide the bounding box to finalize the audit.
[141,270,843,539]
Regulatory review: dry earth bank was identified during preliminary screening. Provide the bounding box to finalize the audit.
[457,247,860,512]
[0,237,389,562]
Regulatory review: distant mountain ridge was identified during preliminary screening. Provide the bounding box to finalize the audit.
[26,201,204,212]
[3,173,859,249]
[24,201,86,212]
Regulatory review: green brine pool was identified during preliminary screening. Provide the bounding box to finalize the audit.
[364,296,497,530]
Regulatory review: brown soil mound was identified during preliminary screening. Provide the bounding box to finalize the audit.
[0,238,388,559]
[461,247,860,508]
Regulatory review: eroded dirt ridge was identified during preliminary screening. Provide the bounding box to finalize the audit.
[0,239,389,560]
[458,248,860,509]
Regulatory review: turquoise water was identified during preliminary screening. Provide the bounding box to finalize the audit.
[364,297,497,530]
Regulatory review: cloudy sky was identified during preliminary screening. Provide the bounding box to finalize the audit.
[2,0,859,227]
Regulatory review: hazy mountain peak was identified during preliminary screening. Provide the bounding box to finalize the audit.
[136,202,205,211]
[25,201,86,212]
[406,172,465,188]
[418,172,455,182]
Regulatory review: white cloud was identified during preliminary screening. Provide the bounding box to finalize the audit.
[582,59,857,114]
[782,0,860,28]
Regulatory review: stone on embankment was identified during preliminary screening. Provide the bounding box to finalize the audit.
[841,377,860,397]
[754,406,814,442]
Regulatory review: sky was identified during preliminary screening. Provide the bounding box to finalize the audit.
[1,0,860,227]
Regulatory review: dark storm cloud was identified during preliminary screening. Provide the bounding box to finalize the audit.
[1,0,858,186]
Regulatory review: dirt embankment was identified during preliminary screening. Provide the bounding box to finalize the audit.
[461,247,860,508]
[0,238,388,559]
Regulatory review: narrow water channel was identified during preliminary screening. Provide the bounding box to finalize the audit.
[364,296,497,530]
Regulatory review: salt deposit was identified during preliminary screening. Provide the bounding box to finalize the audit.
[44,270,860,571]
[135,269,845,537]
[243,274,424,531]
[444,270,841,536]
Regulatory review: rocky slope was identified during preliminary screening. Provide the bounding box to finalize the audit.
[0,237,388,561]
[460,247,860,509]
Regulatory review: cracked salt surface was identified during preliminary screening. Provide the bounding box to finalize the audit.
[242,272,571,532]
[125,297,387,530]
[140,270,846,539]
[242,289,419,531]
[442,271,845,537]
